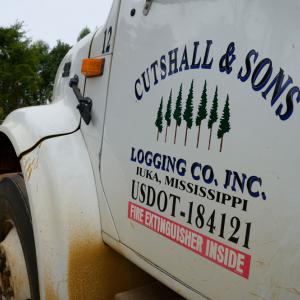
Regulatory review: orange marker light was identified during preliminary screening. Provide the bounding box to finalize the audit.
[81,58,105,77]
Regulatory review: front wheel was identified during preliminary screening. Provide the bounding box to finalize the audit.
[0,175,39,300]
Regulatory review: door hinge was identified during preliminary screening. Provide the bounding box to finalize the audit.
[143,0,153,16]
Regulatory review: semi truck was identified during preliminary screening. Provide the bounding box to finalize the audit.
[0,0,299,299]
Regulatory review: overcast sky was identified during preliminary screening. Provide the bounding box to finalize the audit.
[1,0,113,48]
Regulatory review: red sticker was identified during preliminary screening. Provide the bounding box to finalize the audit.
[128,202,251,279]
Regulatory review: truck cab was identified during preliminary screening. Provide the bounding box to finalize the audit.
[0,0,299,299]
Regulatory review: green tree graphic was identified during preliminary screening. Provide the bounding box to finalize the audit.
[195,80,208,148]
[183,80,194,146]
[208,86,219,150]
[217,95,231,152]
[155,98,164,141]
[173,84,183,144]
[164,89,172,143]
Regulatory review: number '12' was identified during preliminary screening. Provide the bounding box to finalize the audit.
[102,26,112,54]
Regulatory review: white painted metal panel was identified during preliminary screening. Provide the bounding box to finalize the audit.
[81,0,121,240]
[101,0,300,299]
[20,131,101,299]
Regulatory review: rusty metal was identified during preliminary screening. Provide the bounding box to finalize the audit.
[0,248,14,300]
[3,268,11,277]
[0,228,31,299]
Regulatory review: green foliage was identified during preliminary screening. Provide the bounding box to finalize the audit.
[0,22,71,119]
[77,26,91,42]
[196,80,208,125]
[0,22,39,115]
[173,84,182,126]
[38,40,71,100]
[0,107,4,122]
[218,95,231,139]
[155,97,164,133]
[183,80,194,129]
[165,89,172,127]
[208,86,219,129]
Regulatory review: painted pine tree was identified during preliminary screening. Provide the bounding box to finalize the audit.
[164,89,172,143]
[183,80,194,146]
[195,80,208,148]
[173,84,183,144]
[217,95,231,152]
[155,97,164,141]
[208,86,219,150]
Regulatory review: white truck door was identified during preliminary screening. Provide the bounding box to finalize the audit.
[101,1,300,299]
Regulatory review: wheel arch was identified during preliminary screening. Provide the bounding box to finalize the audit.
[0,123,153,299]
[0,132,21,176]
[0,111,106,298]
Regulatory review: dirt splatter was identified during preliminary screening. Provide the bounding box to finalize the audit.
[249,292,268,300]
[129,221,135,229]
[22,145,41,181]
[276,286,300,296]
[45,282,59,300]
[45,271,59,300]
[68,238,154,300]
[255,260,265,267]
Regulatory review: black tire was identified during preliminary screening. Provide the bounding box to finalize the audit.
[0,174,40,300]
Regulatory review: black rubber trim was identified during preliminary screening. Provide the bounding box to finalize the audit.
[0,174,40,299]
[83,29,98,96]
[18,119,81,160]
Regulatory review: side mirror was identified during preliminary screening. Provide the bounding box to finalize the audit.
[69,75,92,125]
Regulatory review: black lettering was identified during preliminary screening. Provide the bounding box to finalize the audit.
[275,86,300,121]
[201,40,213,69]
[179,180,186,191]
[131,180,139,200]
[247,176,262,198]
[179,45,190,72]
[140,183,147,203]
[237,49,258,82]
[191,41,201,69]
[150,60,159,85]
[221,193,231,204]
[176,159,187,176]
[165,175,175,187]
[146,185,156,206]
[157,191,168,212]
[169,194,181,217]
[141,68,151,92]
[191,162,201,180]
[135,79,143,100]
[186,182,194,193]
[262,68,293,106]
[207,189,215,200]
[160,55,167,80]
[223,169,232,189]
[251,58,273,91]
[130,147,137,162]
[168,48,179,76]
[199,186,207,197]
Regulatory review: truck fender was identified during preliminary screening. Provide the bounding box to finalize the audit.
[0,100,80,157]
[0,109,153,299]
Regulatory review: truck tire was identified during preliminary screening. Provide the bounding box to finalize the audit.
[0,174,39,300]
